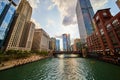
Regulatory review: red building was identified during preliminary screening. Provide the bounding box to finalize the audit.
[87,31,101,53]
[87,8,120,56]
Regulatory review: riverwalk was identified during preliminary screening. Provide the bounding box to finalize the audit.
[0,54,48,71]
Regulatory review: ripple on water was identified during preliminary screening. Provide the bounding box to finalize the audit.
[0,58,120,80]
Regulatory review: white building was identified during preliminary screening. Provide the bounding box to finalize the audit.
[32,29,50,51]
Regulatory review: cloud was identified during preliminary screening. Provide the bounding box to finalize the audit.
[50,0,77,26]
[28,0,40,9]
[55,35,62,38]
[48,4,55,10]
[54,24,80,40]
[31,18,41,29]
[46,19,55,27]
[49,0,109,26]
[63,15,77,26]
[90,0,109,12]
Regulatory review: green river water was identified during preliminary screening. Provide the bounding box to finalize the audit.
[0,57,120,80]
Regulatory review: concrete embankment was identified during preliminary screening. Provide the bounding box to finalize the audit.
[0,55,50,71]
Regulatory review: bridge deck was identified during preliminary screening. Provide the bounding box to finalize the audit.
[53,51,82,54]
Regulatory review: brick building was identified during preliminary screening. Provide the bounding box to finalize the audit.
[87,8,120,56]
[86,31,101,53]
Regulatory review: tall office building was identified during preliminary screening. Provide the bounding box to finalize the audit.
[67,34,71,51]
[76,0,94,43]
[19,21,35,51]
[0,0,20,49]
[5,0,32,50]
[56,39,60,51]
[63,34,67,51]
[62,34,71,51]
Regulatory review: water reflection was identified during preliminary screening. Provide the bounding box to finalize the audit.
[57,54,79,58]
[58,58,89,80]
[0,58,120,80]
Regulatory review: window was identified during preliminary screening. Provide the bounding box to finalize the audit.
[112,19,118,24]
[100,29,104,35]
[112,19,120,29]
[0,1,6,15]
[106,24,112,30]
[103,12,107,16]
[96,16,99,20]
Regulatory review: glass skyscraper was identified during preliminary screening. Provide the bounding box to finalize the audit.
[76,0,94,43]
[62,34,71,51]
[0,0,20,49]
[63,34,67,51]
[56,39,60,51]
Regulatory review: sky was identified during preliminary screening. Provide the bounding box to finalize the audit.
[28,0,119,50]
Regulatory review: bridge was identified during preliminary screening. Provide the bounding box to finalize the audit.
[52,51,83,57]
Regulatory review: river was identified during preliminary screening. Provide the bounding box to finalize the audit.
[0,57,120,80]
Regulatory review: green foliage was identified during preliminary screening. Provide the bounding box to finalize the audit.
[0,54,10,63]
[76,42,83,50]
[31,50,48,56]
[0,49,48,63]
[40,51,48,56]
[0,50,31,63]
[0,50,3,54]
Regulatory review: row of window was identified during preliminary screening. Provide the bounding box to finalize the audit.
[0,1,16,47]
[96,12,108,21]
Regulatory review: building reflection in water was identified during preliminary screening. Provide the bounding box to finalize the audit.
[57,54,79,58]
[58,57,88,80]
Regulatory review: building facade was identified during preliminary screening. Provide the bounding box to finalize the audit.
[86,31,101,53]
[62,34,71,51]
[116,0,120,9]
[0,0,20,49]
[56,39,60,51]
[32,29,51,51]
[87,8,120,55]
[73,38,80,51]
[5,0,32,51]
[50,38,56,51]
[76,0,94,43]
[67,34,71,51]
[19,21,35,51]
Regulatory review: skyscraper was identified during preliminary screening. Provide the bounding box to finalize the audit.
[56,39,60,51]
[0,0,20,49]
[5,0,32,50]
[67,34,71,51]
[76,0,94,43]
[19,21,35,51]
[63,34,67,51]
[62,34,71,51]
